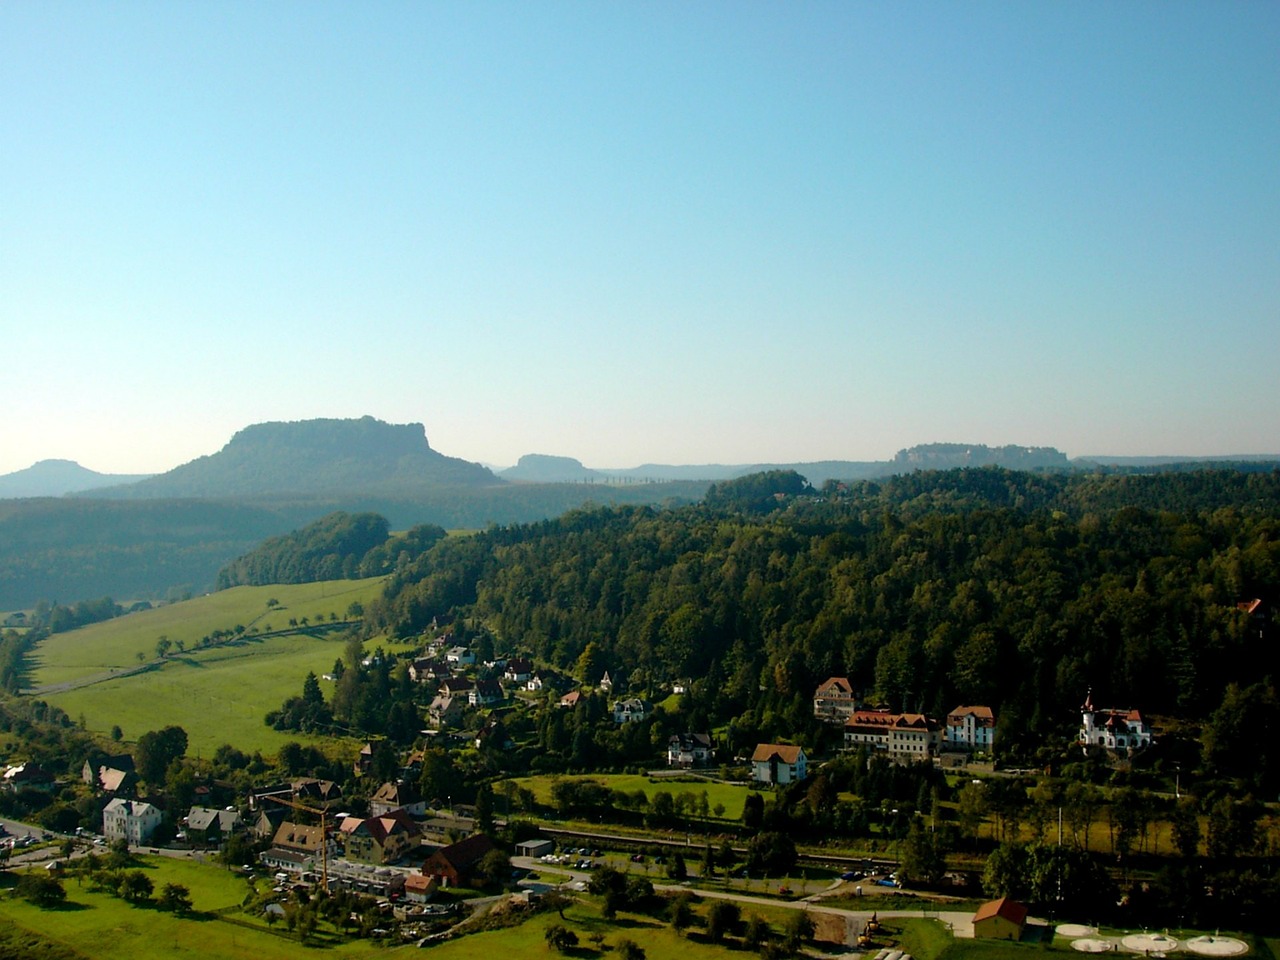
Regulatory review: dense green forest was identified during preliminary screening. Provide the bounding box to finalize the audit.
[215,511,451,587]
[364,467,1280,772]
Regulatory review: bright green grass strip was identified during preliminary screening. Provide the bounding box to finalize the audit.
[29,578,386,687]
[509,772,757,821]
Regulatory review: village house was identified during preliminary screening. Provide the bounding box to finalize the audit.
[409,658,450,683]
[813,676,859,723]
[843,710,942,762]
[444,646,475,666]
[946,705,996,752]
[427,694,464,729]
[502,658,534,683]
[1078,690,1152,757]
[887,714,943,761]
[421,833,497,888]
[844,711,947,762]
[751,743,808,784]
[598,671,613,693]
[103,798,163,844]
[559,690,583,709]
[184,806,244,846]
[468,678,504,707]
[293,778,342,804]
[2,761,55,793]
[369,780,428,818]
[403,873,439,904]
[96,767,138,796]
[439,676,475,699]
[401,750,427,779]
[252,805,288,840]
[612,698,651,723]
[82,755,136,794]
[668,733,714,768]
[353,742,378,777]
[260,819,337,874]
[338,810,422,865]
[972,897,1028,940]
[527,669,567,693]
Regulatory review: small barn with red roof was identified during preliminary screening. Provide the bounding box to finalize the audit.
[972,897,1028,940]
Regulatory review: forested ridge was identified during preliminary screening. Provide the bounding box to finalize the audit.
[215,511,451,587]
[365,467,1280,763]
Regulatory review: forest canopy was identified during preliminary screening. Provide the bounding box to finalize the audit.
[216,512,449,587]
[364,467,1280,762]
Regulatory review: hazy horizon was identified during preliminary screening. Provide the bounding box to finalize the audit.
[4,417,1278,481]
[3,3,1277,476]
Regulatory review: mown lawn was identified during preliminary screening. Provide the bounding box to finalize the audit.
[0,856,387,960]
[510,773,758,822]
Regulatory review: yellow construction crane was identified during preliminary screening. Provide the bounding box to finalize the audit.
[264,795,332,893]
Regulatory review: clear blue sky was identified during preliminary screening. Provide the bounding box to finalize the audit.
[3,1,1277,475]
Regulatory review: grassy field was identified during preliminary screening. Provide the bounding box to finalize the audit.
[428,900,752,960]
[44,634,363,755]
[28,579,386,688]
[0,856,386,960]
[509,772,759,821]
[28,579,388,755]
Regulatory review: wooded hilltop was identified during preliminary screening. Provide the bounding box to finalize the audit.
[357,467,1280,791]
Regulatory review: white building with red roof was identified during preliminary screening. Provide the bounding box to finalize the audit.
[750,743,808,784]
[1078,689,1152,757]
[843,710,942,762]
[946,705,996,752]
[813,676,859,722]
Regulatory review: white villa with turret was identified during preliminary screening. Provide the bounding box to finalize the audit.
[1078,689,1152,757]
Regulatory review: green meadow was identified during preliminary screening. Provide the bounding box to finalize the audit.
[0,857,385,960]
[44,634,360,755]
[424,900,752,960]
[28,579,386,688]
[509,773,758,822]
[29,580,388,755]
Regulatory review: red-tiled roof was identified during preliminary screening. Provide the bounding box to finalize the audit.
[973,897,1028,926]
[948,705,994,721]
[815,676,854,696]
[426,833,496,872]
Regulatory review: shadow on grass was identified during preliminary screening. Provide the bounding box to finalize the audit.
[46,900,94,912]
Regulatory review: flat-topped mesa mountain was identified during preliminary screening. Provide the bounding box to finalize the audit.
[0,459,153,498]
[500,454,600,483]
[87,416,500,499]
[503,443,1077,486]
[892,442,1072,471]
